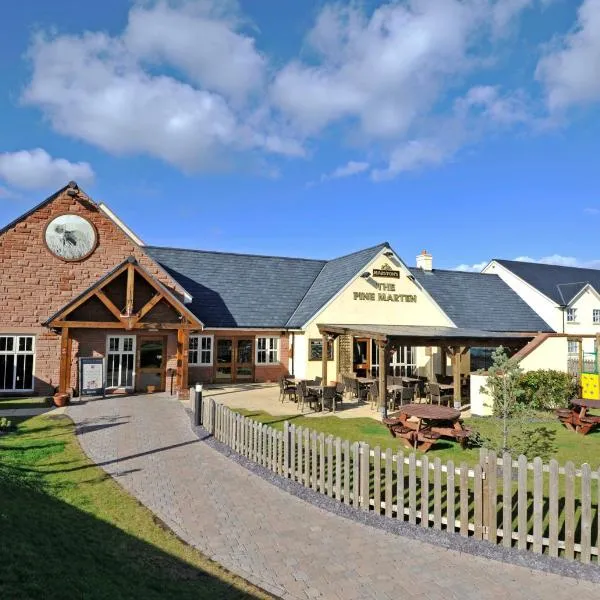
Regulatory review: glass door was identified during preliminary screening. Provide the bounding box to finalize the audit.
[137,337,165,392]
[353,338,370,378]
[235,338,254,382]
[106,335,135,389]
[215,338,233,382]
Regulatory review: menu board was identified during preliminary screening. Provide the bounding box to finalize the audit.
[79,357,105,397]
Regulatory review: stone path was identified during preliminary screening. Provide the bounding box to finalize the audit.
[68,395,600,600]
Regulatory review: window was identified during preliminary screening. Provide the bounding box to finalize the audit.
[568,339,579,355]
[106,336,135,388]
[256,337,279,364]
[189,335,213,365]
[593,309,600,324]
[470,348,495,372]
[308,338,334,361]
[566,308,577,323]
[370,340,416,377]
[0,335,34,391]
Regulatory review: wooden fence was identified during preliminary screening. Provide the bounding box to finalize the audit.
[199,397,599,563]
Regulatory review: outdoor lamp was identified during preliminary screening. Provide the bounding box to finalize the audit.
[361,272,371,278]
[195,383,203,392]
[383,251,394,257]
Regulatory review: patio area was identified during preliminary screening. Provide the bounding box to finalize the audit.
[198,383,379,420]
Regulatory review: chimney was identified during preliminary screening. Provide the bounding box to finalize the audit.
[416,250,432,271]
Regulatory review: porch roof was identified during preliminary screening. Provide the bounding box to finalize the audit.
[317,323,538,347]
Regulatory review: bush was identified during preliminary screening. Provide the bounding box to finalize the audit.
[518,369,577,411]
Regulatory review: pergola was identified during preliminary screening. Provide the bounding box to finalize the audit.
[317,324,540,417]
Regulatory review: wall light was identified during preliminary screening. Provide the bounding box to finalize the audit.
[383,251,394,257]
[361,272,371,278]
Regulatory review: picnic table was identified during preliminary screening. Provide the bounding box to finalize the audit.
[556,399,600,435]
[383,403,470,452]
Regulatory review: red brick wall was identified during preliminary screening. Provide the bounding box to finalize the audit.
[0,188,185,395]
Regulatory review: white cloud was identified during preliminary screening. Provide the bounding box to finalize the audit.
[455,261,490,272]
[584,207,600,215]
[125,1,265,102]
[0,149,94,190]
[322,160,370,182]
[456,85,531,125]
[536,0,600,110]
[22,2,301,173]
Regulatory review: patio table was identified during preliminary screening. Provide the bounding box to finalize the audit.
[306,384,339,413]
[558,399,600,435]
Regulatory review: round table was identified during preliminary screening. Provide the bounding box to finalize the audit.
[398,403,460,421]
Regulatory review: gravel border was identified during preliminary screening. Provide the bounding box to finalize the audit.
[187,408,600,584]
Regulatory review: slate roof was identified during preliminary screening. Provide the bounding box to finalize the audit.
[145,246,326,328]
[285,243,389,328]
[409,268,552,332]
[495,259,600,305]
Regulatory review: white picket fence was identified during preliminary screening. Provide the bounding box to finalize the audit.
[198,396,599,563]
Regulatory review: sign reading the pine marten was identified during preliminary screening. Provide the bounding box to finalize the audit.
[372,263,400,279]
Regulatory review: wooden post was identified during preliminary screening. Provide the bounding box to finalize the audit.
[578,337,584,375]
[177,327,189,396]
[59,327,71,394]
[321,333,328,384]
[125,263,135,316]
[378,341,389,419]
[451,347,462,409]
[440,345,447,376]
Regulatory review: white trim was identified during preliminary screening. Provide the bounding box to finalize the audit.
[0,334,35,393]
[105,334,136,389]
[189,334,214,366]
[299,246,455,329]
[207,327,288,331]
[255,336,279,365]
[99,203,145,246]
[566,282,600,306]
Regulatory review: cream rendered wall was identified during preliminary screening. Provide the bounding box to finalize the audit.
[470,374,493,416]
[483,262,560,331]
[564,288,600,353]
[519,336,569,372]
[301,251,453,381]
[292,333,308,379]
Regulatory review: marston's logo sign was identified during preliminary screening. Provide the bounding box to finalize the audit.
[372,263,400,279]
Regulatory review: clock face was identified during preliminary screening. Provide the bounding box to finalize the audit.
[44,214,97,261]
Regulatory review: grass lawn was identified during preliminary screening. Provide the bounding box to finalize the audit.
[234,408,600,469]
[0,396,51,410]
[0,414,270,599]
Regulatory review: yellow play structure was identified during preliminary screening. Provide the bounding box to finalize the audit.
[581,352,600,400]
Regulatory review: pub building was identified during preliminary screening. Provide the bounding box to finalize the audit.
[0,182,554,403]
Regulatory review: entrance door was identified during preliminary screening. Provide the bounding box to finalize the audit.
[215,338,234,382]
[235,338,254,382]
[137,337,166,392]
[106,335,136,390]
[353,337,370,378]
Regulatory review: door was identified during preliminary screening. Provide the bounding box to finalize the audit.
[137,337,166,392]
[215,338,234,382]
[106,335,136,389]
[353,337,370,378]
[235,338,254,382]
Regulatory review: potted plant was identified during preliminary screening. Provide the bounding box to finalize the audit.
[52,391,70,407]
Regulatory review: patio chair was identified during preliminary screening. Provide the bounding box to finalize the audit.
[314,376,322,385]
[297,380,319,412]
[343,375,355,400]
[279,377,297,404]
[321,385,339,411]
[353,378,369,404]
[335,382,345,406]
[427,382,453,406]
[368,381,378,410]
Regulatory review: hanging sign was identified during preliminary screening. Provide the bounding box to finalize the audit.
[79,357,105,397]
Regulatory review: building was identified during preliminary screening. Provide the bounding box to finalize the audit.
[0,183,551,401]
[484,259,600,373]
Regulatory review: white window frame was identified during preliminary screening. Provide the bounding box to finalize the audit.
[256,337,279,364]
[189,335,213,366]
[593,309,600,325]
[106,335,136,389]
[0,335,35,392]
[370,340,416,377]
[567,339,579,355]
[566,307,578,323]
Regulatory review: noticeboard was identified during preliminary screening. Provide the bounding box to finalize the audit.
[79,357,105,397]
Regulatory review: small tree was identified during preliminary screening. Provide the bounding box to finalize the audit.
[480,346,524,452]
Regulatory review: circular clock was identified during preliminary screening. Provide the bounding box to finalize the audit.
[44,214,97,261]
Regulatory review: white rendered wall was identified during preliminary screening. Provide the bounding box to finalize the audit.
[470,374,493,416]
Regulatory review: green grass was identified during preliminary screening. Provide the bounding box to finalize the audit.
[0,396,51,409]
[0,415,270,599]
[234,408,600,469]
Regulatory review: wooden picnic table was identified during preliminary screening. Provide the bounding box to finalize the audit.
[557,399,600,435]
[383,403,470,452]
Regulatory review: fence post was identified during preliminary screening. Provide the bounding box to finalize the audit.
[480,448,489,541]
[210,398,216,435]
[360,443,370,511]
[283,421,290,478]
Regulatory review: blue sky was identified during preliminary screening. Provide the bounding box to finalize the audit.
[1,0,600,270]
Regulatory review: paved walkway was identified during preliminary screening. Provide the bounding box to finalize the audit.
[68,395,600,600]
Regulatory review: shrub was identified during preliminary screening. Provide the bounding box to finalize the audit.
[518,369,577,411]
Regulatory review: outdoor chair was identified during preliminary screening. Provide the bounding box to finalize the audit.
[279,377,297,404]
[427,382,453,406]
[368,381,379,410]
[335,381,345,405]
[314,376,322,385]
[297,380,319,412]
[353,378,369,404]
[321,385,340,412]
[343,374,356,399]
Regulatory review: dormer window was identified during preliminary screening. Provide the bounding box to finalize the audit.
[566,308,577,323]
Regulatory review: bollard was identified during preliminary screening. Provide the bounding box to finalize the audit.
[194,383,203,426]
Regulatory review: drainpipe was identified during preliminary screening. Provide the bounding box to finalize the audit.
[291,332,295,376]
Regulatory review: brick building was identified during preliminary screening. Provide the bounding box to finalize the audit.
[0,182,550,399]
